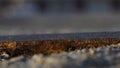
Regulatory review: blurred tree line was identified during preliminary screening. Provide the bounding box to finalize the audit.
[0,0,120,17]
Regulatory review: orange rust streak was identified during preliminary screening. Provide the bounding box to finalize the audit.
[0,38,120,57]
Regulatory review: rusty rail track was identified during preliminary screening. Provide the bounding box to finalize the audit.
[0,32,120,57]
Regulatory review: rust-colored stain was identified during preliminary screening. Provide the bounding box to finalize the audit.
[0,38,120,57]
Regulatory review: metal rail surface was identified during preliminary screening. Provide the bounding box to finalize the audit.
[0,31,120,57]
[0,31,120,42]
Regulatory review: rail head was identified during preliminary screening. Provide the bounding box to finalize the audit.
[0,31,120,42]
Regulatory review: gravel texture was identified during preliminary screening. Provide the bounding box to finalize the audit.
[0,44,120,68]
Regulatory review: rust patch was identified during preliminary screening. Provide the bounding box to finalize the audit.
[0,38,120,57]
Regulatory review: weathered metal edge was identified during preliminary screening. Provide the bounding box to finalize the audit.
[0,31,120,42]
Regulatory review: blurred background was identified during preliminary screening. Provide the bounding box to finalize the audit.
[0,0,120,35]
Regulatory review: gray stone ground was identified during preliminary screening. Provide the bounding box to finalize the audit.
[0,44,120,68]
